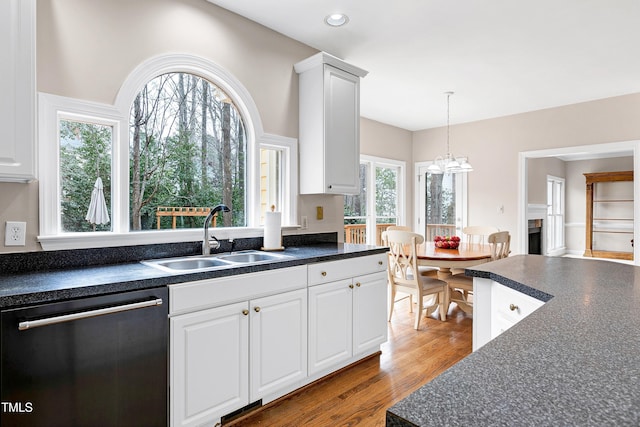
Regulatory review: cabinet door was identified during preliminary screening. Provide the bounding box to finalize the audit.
[250,289,307,400]
[353,271,388,355]
[490,281,544,340]
[171,302,249,427]
[323,65,360,195]
[308,280,353,375]
[0,0,35,182]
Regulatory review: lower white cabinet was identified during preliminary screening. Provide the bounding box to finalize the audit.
[308,269,388,376]
[169,254,387,426]
[473,278,545,351]
[249,290,307,400]
[171,302,249,427]
[169,267,307,427]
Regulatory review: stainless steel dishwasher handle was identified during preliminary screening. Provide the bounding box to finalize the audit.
[18,298,163,331]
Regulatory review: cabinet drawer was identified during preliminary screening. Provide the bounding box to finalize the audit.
[169,266,307,315]
[490,281,544,338]
[308,254,387,286]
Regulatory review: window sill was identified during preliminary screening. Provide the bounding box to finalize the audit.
[38,226,302,251]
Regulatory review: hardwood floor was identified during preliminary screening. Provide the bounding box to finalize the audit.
[227,300,472,426]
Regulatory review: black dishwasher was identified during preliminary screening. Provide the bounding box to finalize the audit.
[1,287,168,427]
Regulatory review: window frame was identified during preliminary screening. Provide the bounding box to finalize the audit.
[344,155,405,245]
[415,161,468,239]
[546,174,565,255]
[38,53,296,250]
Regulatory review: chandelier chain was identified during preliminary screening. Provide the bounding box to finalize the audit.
[446,92,451,154]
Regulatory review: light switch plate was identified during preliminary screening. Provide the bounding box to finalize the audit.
[5,221,26,246]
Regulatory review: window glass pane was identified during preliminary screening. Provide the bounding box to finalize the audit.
[425,172,456,239]
[260,148,282,225]
[375,165,398,225]
[344,163,368,243]
[59,119,112,232]
[130,72,246,231]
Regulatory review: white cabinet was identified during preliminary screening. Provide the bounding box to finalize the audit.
[294,52,368,195]
[169,267,307,427]
[171,302,249,427]
[308,279,353,373]
[0,0,36,182]
[473,278,545,351]
[353,272,389,355]
[249,290,307,400]
[308,254,388,376]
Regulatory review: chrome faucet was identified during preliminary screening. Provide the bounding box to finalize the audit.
[203,204,230,255]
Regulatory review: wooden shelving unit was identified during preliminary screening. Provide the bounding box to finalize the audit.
[584,171,634,260]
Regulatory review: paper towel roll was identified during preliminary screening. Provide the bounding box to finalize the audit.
[264,211,282,250]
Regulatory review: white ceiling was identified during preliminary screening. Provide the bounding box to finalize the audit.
[206,0,640,132]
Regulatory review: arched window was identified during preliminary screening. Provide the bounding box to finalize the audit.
[130,73,247,230]
[38,54,297,250]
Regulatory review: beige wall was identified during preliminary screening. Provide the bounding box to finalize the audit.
[413,93,640,252]
[2,0,639,254]
[1,0,329,253]
[360,118,414,226]
[37,0,312,138]
[527,157,566,205]
[0,182,40,252]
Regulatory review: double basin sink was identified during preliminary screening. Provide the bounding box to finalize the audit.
[142,250,291,273]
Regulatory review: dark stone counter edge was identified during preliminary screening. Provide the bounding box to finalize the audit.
[386,412,418,427]
[465,268,554,302]
[0,236,388,309]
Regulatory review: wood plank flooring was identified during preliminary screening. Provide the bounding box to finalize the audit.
[227,300,472,426]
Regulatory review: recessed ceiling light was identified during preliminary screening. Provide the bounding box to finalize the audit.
[325,13,349,27]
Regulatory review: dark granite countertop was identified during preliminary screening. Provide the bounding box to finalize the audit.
[0,235,386,309]
[387,255,640,426]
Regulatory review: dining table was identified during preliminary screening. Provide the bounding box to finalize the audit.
[416,241,493,278]
[416,242,493,314]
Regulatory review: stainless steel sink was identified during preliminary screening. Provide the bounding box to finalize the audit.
[216,251,289,264]
[141,256,234,273]
[141,250,290,273]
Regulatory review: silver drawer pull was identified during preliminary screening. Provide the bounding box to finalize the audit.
[509,303,519,312]
[18,298,163,331]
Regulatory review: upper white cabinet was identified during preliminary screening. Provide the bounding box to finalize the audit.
[295,52,368,195]
[0,0,36,182]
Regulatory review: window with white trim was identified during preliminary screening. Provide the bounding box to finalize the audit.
[38,54,296,250]
[344,156,405,245]
[546,175,565,254]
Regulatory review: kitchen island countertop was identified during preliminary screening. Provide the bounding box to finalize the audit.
[0,242,387,309]
[387,254,640,426]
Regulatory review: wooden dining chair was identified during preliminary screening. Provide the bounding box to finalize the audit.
[450,225,500,275]
[385,225,411,231]
[382,230,448,330]
[386,225,437,277]
[462,225,500,245]
[447,231,511,314]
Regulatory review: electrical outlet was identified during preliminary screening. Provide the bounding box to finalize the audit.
[5,221,26,246]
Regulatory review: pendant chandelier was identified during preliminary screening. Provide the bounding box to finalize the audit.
[427,91,473,174]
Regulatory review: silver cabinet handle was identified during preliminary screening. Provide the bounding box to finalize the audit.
[18,298,163,331]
